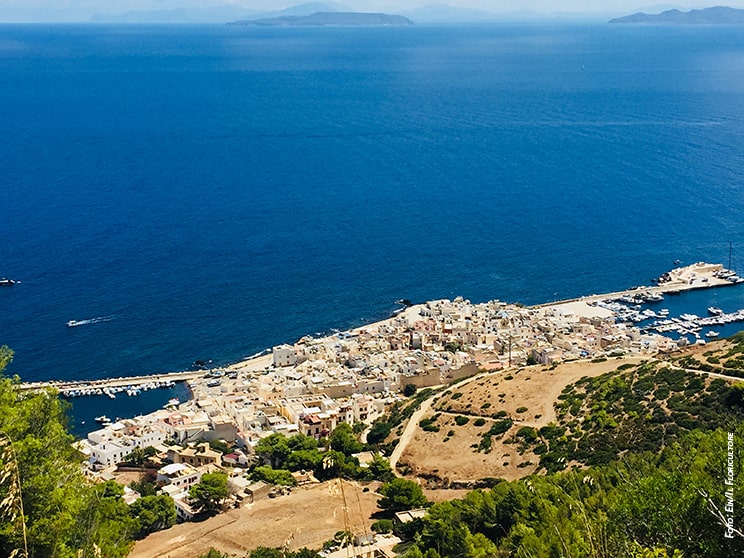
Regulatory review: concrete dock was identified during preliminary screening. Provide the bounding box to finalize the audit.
[19,370,205,392]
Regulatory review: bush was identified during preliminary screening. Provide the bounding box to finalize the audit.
[474,418,486,427]
[454,415,469,426]
[488,419,513,436]
[403,383,418,397]
[367,421,392,445]
[371,519,394,533]
[516,426,538,440]
[516,406,528,413]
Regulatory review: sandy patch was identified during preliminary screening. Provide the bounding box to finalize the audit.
[130,480,381,558]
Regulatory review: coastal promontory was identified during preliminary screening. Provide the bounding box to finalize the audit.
[229,11,414,26]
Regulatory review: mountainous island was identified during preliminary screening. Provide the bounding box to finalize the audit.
[610,5,744,24]
[229,11,414,27]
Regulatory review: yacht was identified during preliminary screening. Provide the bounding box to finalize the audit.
[705,331,720,338]
[0,278,15,286]
[708,306,724,316]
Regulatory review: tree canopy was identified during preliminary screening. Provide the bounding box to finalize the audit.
[0,346,138,558]
[377,478,428,511]
[189,472,228,516]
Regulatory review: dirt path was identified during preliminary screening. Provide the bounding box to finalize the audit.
[396,357,643,483]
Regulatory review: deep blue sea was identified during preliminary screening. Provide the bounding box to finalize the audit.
[2,23,744,434]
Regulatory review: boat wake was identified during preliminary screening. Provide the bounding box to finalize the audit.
[67,316,113,328]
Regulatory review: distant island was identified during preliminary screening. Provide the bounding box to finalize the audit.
[229,11,414,27]
[610,6,744,24]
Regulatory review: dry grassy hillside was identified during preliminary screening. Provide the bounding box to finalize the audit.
[396,358,641,485]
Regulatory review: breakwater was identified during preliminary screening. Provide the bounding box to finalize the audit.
[19,370,204,395]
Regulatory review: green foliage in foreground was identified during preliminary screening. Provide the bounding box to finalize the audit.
[0,346,136,557]
[0,346,177,557]
[395,426,744,558]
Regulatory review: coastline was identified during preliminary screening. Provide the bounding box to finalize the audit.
[23,261,740,392]
[24,261,743,438]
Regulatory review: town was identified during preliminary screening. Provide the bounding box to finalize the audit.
[70,261,740,529]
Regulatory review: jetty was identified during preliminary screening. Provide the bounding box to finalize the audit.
[19,370,205,395]
[533,262,742,309]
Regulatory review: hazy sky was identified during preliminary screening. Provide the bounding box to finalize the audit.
[2,0,744,22]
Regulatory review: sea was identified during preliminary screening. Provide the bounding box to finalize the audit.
[2,23,744,436]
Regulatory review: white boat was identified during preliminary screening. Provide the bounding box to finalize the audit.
[67,316,113,328]
[708,306,724,316]
[94,415,110,423]
[705,331,720,338]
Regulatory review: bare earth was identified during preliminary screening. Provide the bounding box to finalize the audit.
[130,480,381,558]
[398,357,644,484]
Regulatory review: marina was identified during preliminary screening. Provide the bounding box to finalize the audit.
[20,370,204,395]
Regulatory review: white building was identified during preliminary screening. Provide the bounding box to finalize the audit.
[273,344,297,367]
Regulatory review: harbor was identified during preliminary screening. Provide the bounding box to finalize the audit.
[20,370,204,395]
[16,261,744,437]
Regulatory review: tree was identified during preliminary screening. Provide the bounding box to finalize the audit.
[129,494,176,536]
[189,472,228,516]
[0,346,137,557]
[403,383,418,397]
[125,447,148,467]
[378,478,428,512]
[371,519,394,533]
[329,423,362,456]
[365,453,394,482]
[252,466,296,486]
[285,448,323,472]
[366,421,392,445]
[287,433,318,452]
[255,433,291,468]
[199,549,229,558]
[249,547,283,558]
[209,439,230,454]
[129,472,158,497]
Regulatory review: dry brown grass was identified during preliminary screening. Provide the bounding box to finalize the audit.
[129,479,381,558]
[397,357,644,484]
